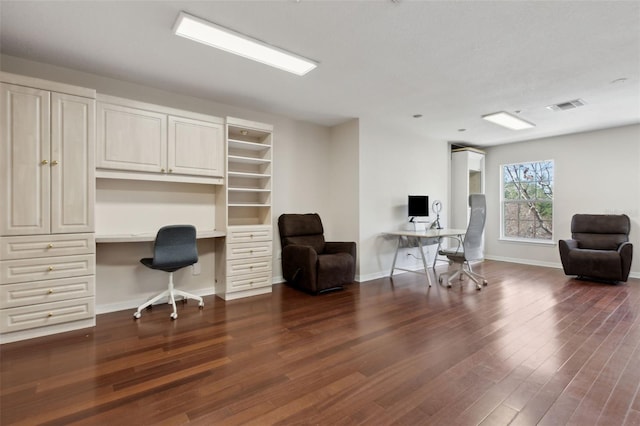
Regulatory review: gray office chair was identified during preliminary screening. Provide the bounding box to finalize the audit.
[134,225,204,320]
[438,194,488,290]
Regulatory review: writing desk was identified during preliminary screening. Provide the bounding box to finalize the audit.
[96,230,225,243]
[385,228,466,286]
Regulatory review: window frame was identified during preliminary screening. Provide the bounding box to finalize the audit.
[499,159,555,244]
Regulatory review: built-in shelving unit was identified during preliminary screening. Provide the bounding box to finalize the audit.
[215,117,274,300]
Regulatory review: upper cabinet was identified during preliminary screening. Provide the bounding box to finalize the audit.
[1,80,95,236]
[96,95,224,184]
[451,148,485,229]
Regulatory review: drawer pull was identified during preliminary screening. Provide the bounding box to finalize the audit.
[161,168,165,173]
[48,313,53,317]
[41,159,49,165]
[47,243,54,249]
[169,168,173,173]
[249,250,254,254]
[51,160,59,165]
[48,289,54,294]
[250,234,254,238]
[48,266,55,271]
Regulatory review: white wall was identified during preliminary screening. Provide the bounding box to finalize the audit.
[327,119,360,248]
[1,54,335,310]
[358,118,450,281]
[484,124,640,278]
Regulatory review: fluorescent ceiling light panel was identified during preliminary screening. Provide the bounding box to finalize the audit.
[481,111,535,130]
[173,12,317,76]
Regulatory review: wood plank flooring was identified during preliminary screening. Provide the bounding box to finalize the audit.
[2,260,640,425]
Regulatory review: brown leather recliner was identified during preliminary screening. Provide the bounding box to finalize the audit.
[559,214,633,282]
[278,213,356,294]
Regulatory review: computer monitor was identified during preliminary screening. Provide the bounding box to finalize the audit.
[408,195,429,221]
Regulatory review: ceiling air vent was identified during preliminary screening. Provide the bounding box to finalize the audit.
[545,99,586,112]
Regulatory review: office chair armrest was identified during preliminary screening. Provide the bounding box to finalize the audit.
[437,235,462,254]
[325,241,357,260]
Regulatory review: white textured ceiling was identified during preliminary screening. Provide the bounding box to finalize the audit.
[1,1,639,146]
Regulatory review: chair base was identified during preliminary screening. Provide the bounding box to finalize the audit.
[439,261,488,290]
[134,272,204,320]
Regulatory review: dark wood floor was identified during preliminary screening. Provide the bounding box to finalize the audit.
[2,261,640,425]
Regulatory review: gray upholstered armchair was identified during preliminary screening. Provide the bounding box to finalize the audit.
[278,213,356,294]
[559,214,633,282]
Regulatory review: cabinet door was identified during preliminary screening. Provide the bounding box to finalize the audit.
[168,116,224,177]
[51,93,95,233]
[97,102,166,173]
[0,83,51,236]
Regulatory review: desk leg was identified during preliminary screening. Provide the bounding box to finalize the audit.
[433,238,442,270]
[390,236,401,277]
[418,237,432,287]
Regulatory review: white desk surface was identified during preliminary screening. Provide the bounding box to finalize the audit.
[384,228,467,238]
[95,230,226,243]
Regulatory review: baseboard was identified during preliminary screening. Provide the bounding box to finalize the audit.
[483,255,640,280]
[96,288,217,314]
[483,255,563,270]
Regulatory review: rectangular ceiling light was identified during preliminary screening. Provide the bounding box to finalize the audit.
[173,11,317,76]
[481,111,535,130]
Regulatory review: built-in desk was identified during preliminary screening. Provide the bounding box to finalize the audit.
[96,230,225,243]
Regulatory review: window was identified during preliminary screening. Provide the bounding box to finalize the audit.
[501,160,554,241]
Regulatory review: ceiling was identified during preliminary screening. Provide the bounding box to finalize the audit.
[1,1,639,146]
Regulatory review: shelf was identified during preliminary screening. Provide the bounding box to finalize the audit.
[228,203,271,207]
[228,188,271,193]
[228,139,270,151]
[228,171,271,179]
[228,155,271,165]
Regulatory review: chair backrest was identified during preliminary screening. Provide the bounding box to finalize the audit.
[571,214,630,250]
[463,194,486,261]
[152,225,198,269]
[278,213,326,254]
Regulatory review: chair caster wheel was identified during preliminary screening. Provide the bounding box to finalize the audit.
[447,284,452,288]
[438,276,443,284]
[133,312,141,319]
[483,280,488,286]
[170,313,177,320]
[198,302,204,309]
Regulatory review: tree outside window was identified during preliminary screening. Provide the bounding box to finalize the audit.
[501,160,554,241]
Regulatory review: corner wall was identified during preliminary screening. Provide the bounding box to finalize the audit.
[484,124,640,278]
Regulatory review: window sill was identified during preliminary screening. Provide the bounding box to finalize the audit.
[499,237,557,246]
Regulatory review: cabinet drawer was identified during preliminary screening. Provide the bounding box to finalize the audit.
[0,234,95,260]
[227,272,272,291]
[1,254,95,285]
[227,241,272,260]
[227,257,272,277]
[226,226,272,243]
[0,296,94,333]
[0,276,95,309]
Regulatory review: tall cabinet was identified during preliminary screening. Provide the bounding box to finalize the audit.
[451,148,485,229]
[0,73,96,343]
[216,117,273,300]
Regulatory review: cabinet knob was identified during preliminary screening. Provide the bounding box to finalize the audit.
[48,289,54,294]
[51,160,59,165]
[161,168,165,173]
[48,266,54,271]
[48,312,53,317]
[249,250,253,254]
[41,159,49,165]
[169,168,173,173]
[47,243,54,249]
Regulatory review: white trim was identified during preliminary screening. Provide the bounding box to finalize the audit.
[498,237,557,246]
[96,288,216,314]
[499,159,555,241]
[484,254,562,270]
